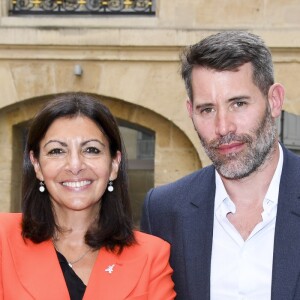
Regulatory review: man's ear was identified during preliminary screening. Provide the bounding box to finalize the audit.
[109,151,121,181]
[186,99,193,118]
[268,83,285,118]
[29,150,44,181]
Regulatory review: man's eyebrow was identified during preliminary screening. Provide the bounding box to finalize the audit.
[194,102,215,110]
[228,95,251,102]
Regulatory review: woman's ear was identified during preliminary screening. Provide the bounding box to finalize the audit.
[109,151,121,181]
[29,150,44,181]
[268,83,285,118]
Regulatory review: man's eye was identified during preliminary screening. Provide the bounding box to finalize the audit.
[230,101,248,110]
[194,106,214,115]
[197,107,215,115]
[235,101,246,107]
[84,147,100,154]
[202,107,214,113]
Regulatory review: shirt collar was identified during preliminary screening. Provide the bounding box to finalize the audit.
[264,143,283,206]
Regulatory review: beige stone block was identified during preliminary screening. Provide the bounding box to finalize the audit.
[275,62,300,115]
[0,119,11,142]
[171,124,197,149]
[0,63,18,108]
[97,62,152,103]
[0,182,12,212]
[160,0,263,28]
[0,144,13,167]
[10,62,56,100]
[264,1,300,27]
[104,99,136,121]
[54,61,101,94]
[97,61,182,118]
[155,149,200,185]
[2,107,28,132]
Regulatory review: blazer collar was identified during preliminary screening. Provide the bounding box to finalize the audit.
[9,232,69,299]
[181,166,216,300]
[271,145,300,299]
[84,247,148,299]
[10,223,149,300]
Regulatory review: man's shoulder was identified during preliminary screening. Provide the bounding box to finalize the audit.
[283,145,300,161]
[144,165,215,210]
[282,145,300,173]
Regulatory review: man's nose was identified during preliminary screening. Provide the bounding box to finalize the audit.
[214,110,236,137]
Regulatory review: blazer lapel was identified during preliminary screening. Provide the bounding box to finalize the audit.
[9,232,69,299]
[84,247,148,299]
[181,166,215,300]
[272,147,300,300]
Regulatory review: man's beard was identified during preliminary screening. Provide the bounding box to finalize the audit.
[198,108,277,179]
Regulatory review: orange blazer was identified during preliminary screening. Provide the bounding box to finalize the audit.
[0,213,176,299]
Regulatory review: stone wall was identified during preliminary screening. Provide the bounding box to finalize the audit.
[1,0,300,211]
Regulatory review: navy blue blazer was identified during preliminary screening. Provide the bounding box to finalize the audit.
[141,145,300,300]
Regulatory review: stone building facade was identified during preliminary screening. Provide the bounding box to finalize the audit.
[1,1,300,222]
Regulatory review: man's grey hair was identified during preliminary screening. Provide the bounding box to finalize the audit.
[180,31,274,101]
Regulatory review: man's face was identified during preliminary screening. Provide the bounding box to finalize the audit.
[187,63,278,179]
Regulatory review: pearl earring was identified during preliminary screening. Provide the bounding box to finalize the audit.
[39,181,45,193]
[107,180,114,192]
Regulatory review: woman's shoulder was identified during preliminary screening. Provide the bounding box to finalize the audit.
[134,230,169,243]
[115,231,170,262]
[132,230,170,253]
[0,213,22,234]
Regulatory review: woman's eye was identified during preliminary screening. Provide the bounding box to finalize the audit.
[84,147,100,154]
[48,148,64,155]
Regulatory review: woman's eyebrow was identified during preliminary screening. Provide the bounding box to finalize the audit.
[43,140,67,148]
[43,138,106,148]
[81,139,106,147]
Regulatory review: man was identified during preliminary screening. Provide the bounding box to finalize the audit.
[141,31,300,300]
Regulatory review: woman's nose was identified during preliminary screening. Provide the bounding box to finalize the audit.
[66,152,85,175]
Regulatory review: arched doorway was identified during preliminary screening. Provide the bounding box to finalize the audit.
[0,93,202,217]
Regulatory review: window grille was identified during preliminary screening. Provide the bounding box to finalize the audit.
[9,0,155,15]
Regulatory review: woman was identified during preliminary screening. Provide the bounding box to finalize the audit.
[0,92,175,299]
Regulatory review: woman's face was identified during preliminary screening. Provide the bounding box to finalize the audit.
[30,115,120,214]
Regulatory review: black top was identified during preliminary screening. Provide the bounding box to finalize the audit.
[56,250,86,300]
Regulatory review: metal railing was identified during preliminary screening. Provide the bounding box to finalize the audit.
[9,0,155,15]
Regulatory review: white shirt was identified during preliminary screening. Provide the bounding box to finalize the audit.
[210,144,283,300]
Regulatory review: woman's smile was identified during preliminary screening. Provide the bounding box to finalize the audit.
[31,115,120,212]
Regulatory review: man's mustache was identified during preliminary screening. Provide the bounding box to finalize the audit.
[207,132,252,148]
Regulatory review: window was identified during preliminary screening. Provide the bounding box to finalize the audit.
[278,110,300,155]
[118,120,155,225]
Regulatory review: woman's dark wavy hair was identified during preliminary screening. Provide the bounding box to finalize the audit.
[22,92,136,252]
